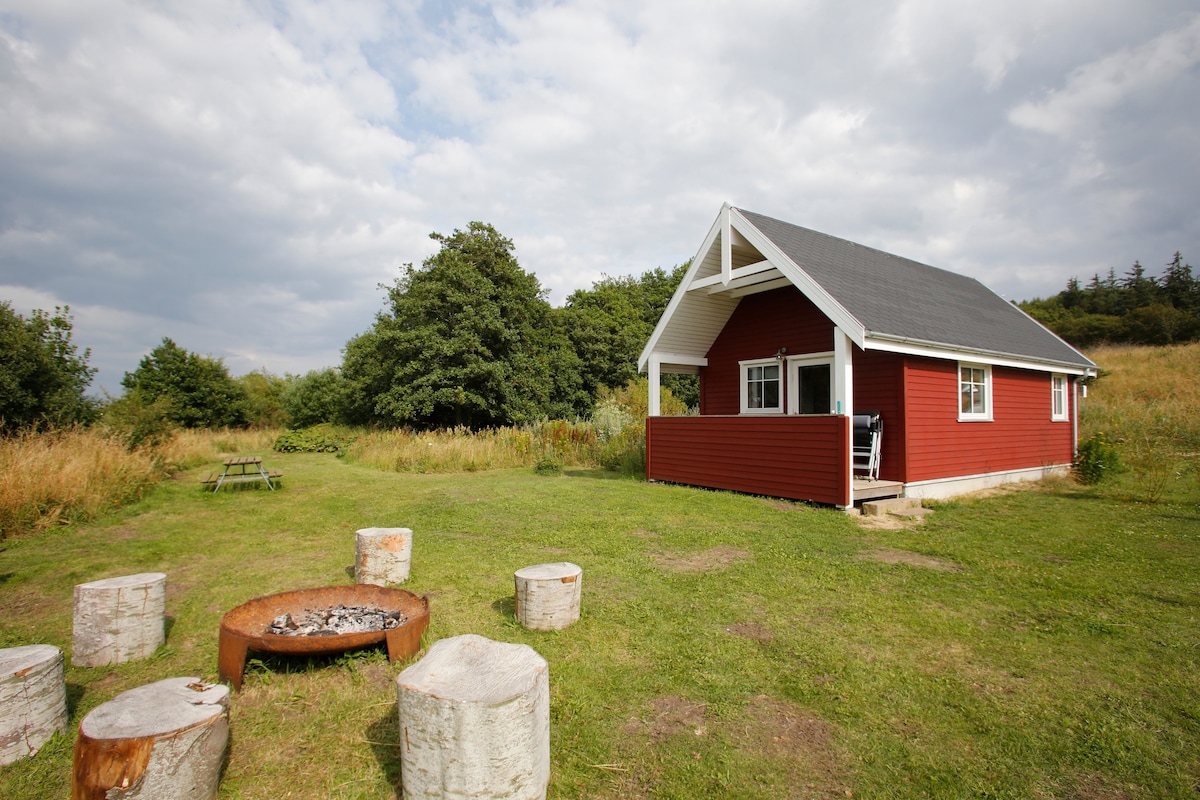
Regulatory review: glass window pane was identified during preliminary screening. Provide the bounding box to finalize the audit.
[763,381,779,408]
[799,364,831,414]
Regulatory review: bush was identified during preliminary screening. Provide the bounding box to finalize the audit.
[1075,432,1121,484]
[533,450,563,476]
[273,426,352,454]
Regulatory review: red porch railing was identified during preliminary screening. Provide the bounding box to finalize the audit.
[645,415,851,506]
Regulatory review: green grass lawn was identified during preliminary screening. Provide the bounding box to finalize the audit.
[1,453,1197,799]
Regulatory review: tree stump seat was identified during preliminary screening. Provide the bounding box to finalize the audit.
[72,572,167,668]
[0,644,68,765]
[72,677,230,800]
[355,527,413,585]
[514,562,582,630]
[397,634,550,800]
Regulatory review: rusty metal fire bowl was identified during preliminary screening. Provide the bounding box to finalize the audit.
[218,585,430,690]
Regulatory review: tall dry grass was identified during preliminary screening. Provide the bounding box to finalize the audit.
[344,422,611,474]
[0,426,281,539]
[1082,342,1200,500]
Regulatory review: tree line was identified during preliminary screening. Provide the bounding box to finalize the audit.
[1,222,693,436]
[1018,252,1199,348]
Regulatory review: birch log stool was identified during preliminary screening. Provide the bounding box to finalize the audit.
[514,562,582,630]
[72,573,167,667]
[396,634,550,800]
[0,645,68,765]
[72,677,230,800]
[354,527,413,585]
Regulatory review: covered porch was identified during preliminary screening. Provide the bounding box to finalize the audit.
[645,415,901,509]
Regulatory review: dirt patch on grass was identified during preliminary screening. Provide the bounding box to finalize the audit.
[359,662,397,693]
[856,513,921,530]
[652,545,752,572]
[857,548,963,572]
[725,621,774,642]
[623,695,708,740]
[731,695,851,799]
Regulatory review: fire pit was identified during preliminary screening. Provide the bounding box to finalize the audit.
[218,585,430,690]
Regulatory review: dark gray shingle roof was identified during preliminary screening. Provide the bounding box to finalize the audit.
[737,209,1095,369]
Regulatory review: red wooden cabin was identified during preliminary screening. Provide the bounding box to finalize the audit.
[639,205,1097,509]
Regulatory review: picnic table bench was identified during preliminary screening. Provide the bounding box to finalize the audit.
[201,457,281,492]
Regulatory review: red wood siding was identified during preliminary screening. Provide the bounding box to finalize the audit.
[646,415,850,506]
[902,357,1075,482]
[700,287,834,415]
[853,349,906,482]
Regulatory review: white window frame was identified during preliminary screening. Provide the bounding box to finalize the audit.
[1050,374,1069,421]
[958,362,992,422]
[739,358,784,414]
[786,352,835,415]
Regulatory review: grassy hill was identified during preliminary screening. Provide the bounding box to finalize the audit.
[1081,342,1200,502]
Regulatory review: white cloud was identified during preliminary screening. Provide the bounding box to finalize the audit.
[1010,13,1200,137]
[1,0,1198,391]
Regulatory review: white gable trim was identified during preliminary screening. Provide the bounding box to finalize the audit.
[640,205,872,373]
[638,205,731,372]
[727,208,866,348]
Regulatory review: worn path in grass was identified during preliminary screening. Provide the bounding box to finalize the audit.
[1,454,1197,799]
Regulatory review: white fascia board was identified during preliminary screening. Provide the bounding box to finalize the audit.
[864,335,1095,376]
[728,208,866,349]
[638,204,731,372]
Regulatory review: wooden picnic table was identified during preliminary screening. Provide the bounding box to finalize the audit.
[201,456,282,492]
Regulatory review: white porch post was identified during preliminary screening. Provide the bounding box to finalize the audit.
[833,329,854,418]
[834,329,854,509]
[647,355,661,417]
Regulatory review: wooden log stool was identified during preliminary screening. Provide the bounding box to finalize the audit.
[0,644,68,765]
[514,562,582,630]
[355,527,413,585]
[72,677,230,800]
[396,634,550,800]
[72,572,167,668]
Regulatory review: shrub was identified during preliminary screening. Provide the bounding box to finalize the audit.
[533,450,563,476]
[1074,432,1120,484]
[273,426,351,454]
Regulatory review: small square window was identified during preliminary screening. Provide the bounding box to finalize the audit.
[741,360,783,413]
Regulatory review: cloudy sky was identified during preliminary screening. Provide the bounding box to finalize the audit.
[2,0,1197,394]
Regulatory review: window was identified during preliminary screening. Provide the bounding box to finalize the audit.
[1051,374,1068,421]
[959,363,991,421]
[786,354,834,414]
[740,360,782,413]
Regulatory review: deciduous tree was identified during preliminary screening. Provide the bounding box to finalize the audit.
[0,302,97,433]
[343,222,580,429]
[120,338,248,429]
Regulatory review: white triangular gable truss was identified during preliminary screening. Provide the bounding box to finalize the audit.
[638,204,863,416]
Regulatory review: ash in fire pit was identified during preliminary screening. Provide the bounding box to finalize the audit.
[266,605,408,637]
